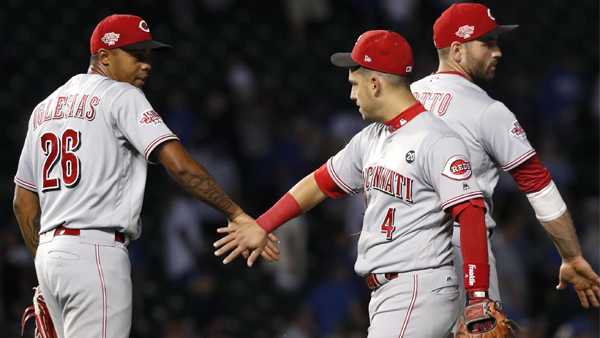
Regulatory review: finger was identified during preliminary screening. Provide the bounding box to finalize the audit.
[260,250,276,262]
[268,233,279,242]
[261,247,279,262]
[556,280,566,290]
[576,289,590,309]
[216,227,232,234]
[579,265,600,282]
[586,288,600,308]
[247,249,262,267]
[242,250,250,259]
[265,239,280,254]
[214,240,241,257]
[593,285,600,299]
[223,246,246,264]
[214,233,236,248]
[264,245,280,261]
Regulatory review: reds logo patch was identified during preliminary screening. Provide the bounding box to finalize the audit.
[442,155,472,180]
[139,20,150,32]
[509,120,526,138]
[455,25,475,39]
[101,32,120,46]
[139,110,163,125]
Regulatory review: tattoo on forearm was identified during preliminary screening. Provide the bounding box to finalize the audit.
[17,215,40,257]
[182,172,237,217]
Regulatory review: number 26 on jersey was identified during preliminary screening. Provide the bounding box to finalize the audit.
[40,129,81,192]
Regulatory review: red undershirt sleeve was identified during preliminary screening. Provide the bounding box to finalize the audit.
[313,163,346,199]
[451,198,489,293]
[509,154,552,193]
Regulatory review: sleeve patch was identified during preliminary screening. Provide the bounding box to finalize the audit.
[139,110,164,126]
[442,155,473,180]
[509,120,526,139]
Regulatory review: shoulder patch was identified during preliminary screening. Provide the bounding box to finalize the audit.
[139,110,163,126]
[442,155,472,180]
[509,120,526,139]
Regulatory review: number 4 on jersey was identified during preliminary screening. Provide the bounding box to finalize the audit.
[380,208,396,240]
[41,129,81,191]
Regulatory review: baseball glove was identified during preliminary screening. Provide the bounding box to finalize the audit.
[21,286,57,338]
[455,299,517,337]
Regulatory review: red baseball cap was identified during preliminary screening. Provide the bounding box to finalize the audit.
[433,3,518,49]
[90,14,172,55]
[330,30,414,76]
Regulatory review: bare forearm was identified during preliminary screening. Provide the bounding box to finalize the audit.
[289,174,327,212]
[175,166,242,219]
[157,141,243,219]
[13,187,41,257]
[16,215,40,256]
[541,210,582,259]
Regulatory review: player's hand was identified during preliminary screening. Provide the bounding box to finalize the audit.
[241,233,280,263]
[556,255,600,308]
[214,213,278,267]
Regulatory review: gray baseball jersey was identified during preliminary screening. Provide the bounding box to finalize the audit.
[326,103,483,277]
[411,72,535,229]
[14,73,178,239]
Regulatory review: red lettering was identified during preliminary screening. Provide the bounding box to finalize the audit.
[75,95,88,119]
[405,177,413,203]
[66,94,78,117]
[86,96,99,121]
[53,96,67,119]
[44,99,53,121]
[438,93,452,116]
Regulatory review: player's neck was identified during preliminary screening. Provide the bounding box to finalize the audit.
[88,62,111,79]
[380,92,418,123]
[437,61,473,82]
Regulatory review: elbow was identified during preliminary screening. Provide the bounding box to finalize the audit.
[13,193,23,217]
[167,162,191,182]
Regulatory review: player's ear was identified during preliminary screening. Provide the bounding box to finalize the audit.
[97,49,111,66]
[370,75,382,96]
[449,42,464,64]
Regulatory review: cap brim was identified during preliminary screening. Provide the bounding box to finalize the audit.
[330,52,358,68]
[121,40,173,52]
[479,24,519,41]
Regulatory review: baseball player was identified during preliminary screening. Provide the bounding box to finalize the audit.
[214,30,494,337]
[13,14,278,338]
[410,2,600,312]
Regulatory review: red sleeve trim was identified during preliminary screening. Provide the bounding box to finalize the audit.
[501,149,536,171]
[144,134,179,160]
[456,201,489,291]
[327,158,357,194]
[14,177,37,192]
[509,154,552,193]
[314,163,346,199]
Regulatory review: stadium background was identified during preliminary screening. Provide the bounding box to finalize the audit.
[1,0,598,337]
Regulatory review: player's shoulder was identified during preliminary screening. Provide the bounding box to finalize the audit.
[412,73,496,107]
[417,111,465,145]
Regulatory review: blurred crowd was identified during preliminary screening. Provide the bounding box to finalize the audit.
[1,0,598,337]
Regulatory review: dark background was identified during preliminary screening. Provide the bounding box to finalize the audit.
[1,0,598,337]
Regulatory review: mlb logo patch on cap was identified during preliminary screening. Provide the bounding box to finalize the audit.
[433,3,518,48]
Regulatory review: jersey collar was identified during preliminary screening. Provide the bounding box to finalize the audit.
[384,102,426,132]
[435,70,469,79]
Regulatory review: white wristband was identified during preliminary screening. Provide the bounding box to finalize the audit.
[526,181,567,222]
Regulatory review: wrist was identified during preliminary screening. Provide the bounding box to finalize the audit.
[467,290,488,300]
[257,193,302,233]
[229,207,244,220]
[463,262,489,292]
